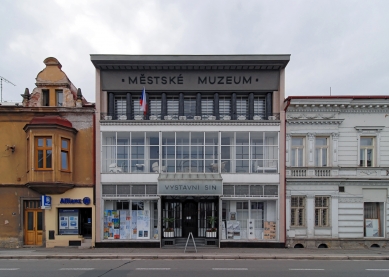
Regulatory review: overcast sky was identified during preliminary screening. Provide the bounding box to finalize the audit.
[1,0,388,103]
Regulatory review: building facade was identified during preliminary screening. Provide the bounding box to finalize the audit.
[0,57,95,248]
[285,96,389,248]
[92,55,289,247]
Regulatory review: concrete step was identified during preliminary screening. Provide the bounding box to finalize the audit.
[79,238,92,249]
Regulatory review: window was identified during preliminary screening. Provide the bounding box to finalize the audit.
[149,96,161,119]
[115,96,126,118]
[35,137,52,169]
[315,137,328,167]
[167,97,179,119]
[42,90,49,106]
[291,137,304,167]
[219,96,231,118]
[56,90,63,106]
[236,96,248,118]
[253,97,266,118]
[315,196,329,227]
[184,96,196,119]
[201,97,213,119]
[364,202,384,237]
[61,138,70,171]
[360,137,374,167]
[291,196,305,227]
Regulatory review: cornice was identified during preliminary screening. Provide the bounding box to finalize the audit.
[287,119,343,125]
[287,106,389,114]
[100,120,281,126]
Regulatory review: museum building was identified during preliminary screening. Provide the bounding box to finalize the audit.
[91,55,289,247]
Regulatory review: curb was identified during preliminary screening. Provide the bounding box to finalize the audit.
[1,255,389,260]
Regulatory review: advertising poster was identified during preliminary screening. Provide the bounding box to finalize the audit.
[131,210,138,239]
[226,220,241,239]
[60,216,68,229]
[365,219,379,237]
[69,216,78,229]
[120,210,132,239]
[104,210,120,239]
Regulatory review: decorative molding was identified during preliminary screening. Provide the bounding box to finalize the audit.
[359,170,378,176]
[339,197,363,203]
[101,121,281,126]
[287,119,344,125]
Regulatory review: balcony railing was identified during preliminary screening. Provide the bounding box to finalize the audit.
[287,167,389,178]
[100,112,280,121]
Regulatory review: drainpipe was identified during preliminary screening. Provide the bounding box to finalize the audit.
[283,98,291,246]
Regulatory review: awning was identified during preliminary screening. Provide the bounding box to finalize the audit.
[158,173,223,196]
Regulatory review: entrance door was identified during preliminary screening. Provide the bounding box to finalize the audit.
[24,210,43,245]
[183,201,197,237]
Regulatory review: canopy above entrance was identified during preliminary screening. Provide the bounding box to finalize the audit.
[158,173,223,196]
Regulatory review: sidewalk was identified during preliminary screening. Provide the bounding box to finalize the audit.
[1,247,389,260]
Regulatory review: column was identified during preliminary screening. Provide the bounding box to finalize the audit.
[161,92,167,119]
[331,194,339,238]
[214,92,219,120]
[179,92,184,116]
[248,92,254,120]
[231,92,237,120]
[306,194,315,238]
[108,92,114,118]
[266,92,272,119]
[196,92,201,116]
[126,92,132,120]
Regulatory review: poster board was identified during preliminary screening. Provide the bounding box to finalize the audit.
[365,219,379,237]
[264,221,276,240]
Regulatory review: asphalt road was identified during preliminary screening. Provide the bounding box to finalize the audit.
[1,259,389,277]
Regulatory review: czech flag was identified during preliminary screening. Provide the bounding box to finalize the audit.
[140,87,147,115]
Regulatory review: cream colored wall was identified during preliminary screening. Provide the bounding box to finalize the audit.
[45,188,95,248]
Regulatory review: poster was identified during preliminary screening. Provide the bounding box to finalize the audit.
[104,210,120,239]
[60,216,68,229]
[365,219,379,237]
[226,221,240,239]
[264,221,276,240]
[69,216,78,229]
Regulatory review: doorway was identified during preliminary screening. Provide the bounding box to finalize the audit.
[183,201,198,237]
[79,208,92,238]
[24,200,43,246]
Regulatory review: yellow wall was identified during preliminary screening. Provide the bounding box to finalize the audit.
[45,188,95,248]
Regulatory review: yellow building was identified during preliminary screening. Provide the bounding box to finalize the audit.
[0,57,95,248]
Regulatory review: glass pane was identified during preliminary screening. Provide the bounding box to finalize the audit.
[316,138,327,146]
[146,132,159,145]
[61,152,68,170]
[297,149,303,166]
[46,139,52,147]
[37,212,43,230]
[37,150,43,168]
[131,132,144,145]
[61,139,68,149]
[361,138,373,146]
[322,149,327,166]
[37,138,43,147]
[292,138,303,146]
[236,132,249,145]
[367,149,373,166]
[117,132,131,144]
[28,212,34,230]
[162,132,175,145]
[221,132,234,145]
[191,132,204,145]
[46,150,52,168]
[176,132,189,145]
[102,132,116,145]
[205,132,218,145]
[56,91,63,106]
[251,132,264,145]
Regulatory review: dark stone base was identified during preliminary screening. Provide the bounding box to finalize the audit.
[95,242,160,248]
[221,241,285,248]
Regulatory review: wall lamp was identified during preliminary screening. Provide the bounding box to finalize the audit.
[6,145,16,153]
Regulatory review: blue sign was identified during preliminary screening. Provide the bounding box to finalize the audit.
[60,197,91,205]
[41,195,52,209]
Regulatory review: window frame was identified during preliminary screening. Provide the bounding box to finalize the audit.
[315,196,330,227]
[359,137,375,167]
[56,90,63,106]
[315,137,329,167]
[291,137,305,167]
[35,137,53,170]
[290,196,306,227]
[61,137,71,172]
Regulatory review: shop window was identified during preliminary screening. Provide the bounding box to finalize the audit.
[315,196,329,227]
[56,90,63,106]
[315,137,328,167]
[104,200,157,240]
[364,202,384,237]
[35,137,52,169]
[291,137,305,167]
[360,137,374,167]
[59,209,79,235]
[291,196,305,227]
[61,138,70,171]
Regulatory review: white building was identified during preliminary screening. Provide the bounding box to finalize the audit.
[285,96,389,249]
[91,55,289,248]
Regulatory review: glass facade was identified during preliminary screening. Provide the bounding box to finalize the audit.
[102,131,279,174]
